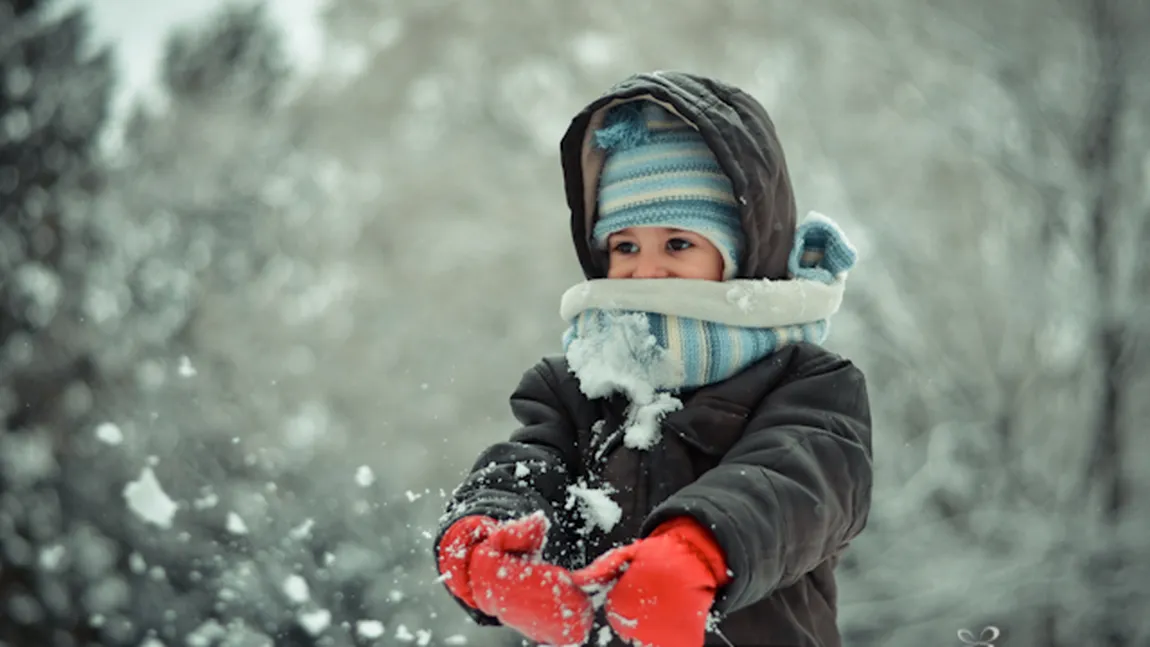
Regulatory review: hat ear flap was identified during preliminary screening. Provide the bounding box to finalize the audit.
[787,212,858,284]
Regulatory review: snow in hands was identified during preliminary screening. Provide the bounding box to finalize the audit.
[565,481,622,534]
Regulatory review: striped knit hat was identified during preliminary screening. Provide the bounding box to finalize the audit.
[593,101,745,280]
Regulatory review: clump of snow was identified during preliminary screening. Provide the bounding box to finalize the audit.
[565,312,682,449]
[724,279,777,313]
[725,284,755,313]
[443,635,468,645]
[566,312,677,400]
[394,625,415,642]
[356,620,385,639]
[123,465,178,528]
[193,490,219,510]
[289,518,315,540]
[297,608,331,636]
[226,512,249,535]
[623,393,682,450]
[139,637,166,647]
[177,355,197,377]
[355,465,376,487]
[94,422,123,445]
[405,490,422,502]
[566,483,621,533]
[724,278,796,316]
[282,574,310,604]
[514,461,530,478]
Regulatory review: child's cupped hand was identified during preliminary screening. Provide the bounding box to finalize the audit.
[438,513,594,647]
[572,517,730,647]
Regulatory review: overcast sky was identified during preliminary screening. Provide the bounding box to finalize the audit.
[75,0,325,146]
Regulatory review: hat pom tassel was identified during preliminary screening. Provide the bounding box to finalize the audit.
[594,102,649,152]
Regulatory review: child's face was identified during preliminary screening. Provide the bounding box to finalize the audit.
[605,227,725,281]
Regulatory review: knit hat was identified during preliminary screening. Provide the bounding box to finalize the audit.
[592,101,745,280]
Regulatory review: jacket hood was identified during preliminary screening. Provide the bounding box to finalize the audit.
[559,71,798,280]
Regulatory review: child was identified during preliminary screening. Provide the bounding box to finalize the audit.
[434,71,872,647]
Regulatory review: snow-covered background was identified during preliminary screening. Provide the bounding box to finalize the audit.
[2,1,1149,646]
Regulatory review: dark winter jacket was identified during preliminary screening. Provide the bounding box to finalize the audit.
[437,344,871,647]
[434,72,872,646]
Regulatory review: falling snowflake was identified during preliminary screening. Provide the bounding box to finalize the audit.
[226,512,249,535]
[94,422,124,445]
[123,465,178,528]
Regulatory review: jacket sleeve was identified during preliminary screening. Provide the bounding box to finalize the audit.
[639,348,873,615]
[433,358,585,625]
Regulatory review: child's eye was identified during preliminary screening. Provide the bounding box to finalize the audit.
[612,241,638,254]
[667,238,694,252]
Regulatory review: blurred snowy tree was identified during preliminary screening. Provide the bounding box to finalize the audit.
[0,0,110,427]
[0,1,115,644]
[1,3,442,646]
[778,1,1150,645]
[161,3,289,113]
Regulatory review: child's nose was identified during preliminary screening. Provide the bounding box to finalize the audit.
[632,253,670,279]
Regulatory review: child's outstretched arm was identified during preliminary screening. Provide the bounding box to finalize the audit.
[433,358,585,624]
[640,346,873,617]
[438,358,582,545]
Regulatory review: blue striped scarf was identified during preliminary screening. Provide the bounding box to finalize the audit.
[563,311,828,391]
[562,212,856,392]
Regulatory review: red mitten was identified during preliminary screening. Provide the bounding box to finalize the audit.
[469,513,594,646]
[572,517,732,647]
[436,515,499,608]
